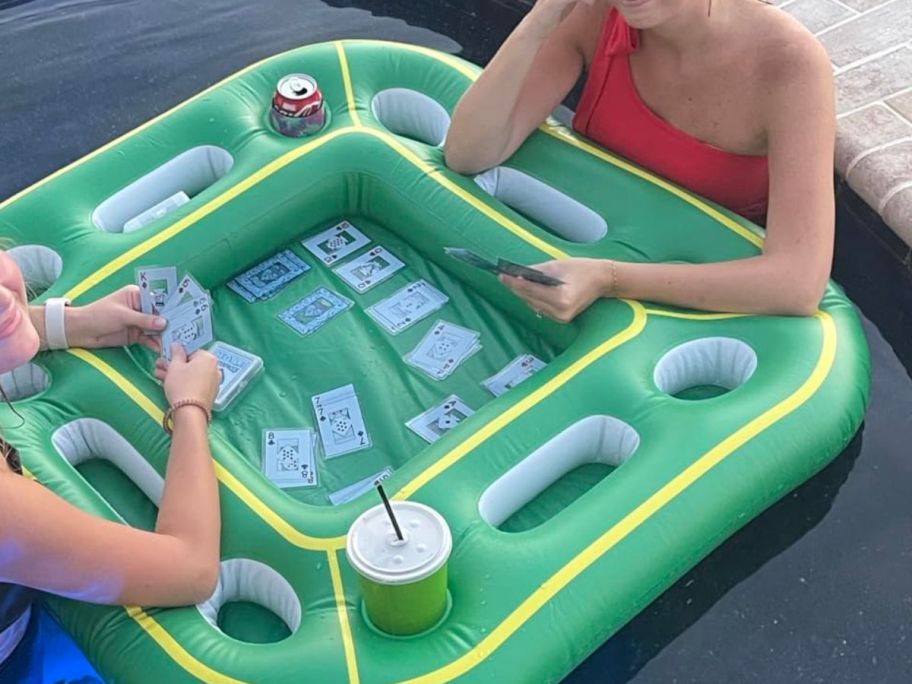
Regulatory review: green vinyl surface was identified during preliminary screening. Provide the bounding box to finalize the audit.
[0,40,870,684]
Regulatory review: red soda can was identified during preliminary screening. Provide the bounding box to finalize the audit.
[270,74,326,137]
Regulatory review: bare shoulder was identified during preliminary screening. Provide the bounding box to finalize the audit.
[564,0,611,61]
[741,3,833,90]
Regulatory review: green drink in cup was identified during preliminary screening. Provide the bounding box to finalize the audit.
[346,500,452,636]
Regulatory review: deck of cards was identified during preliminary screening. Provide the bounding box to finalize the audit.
[210,341,263,412]
[406,395,474,443]
[262,428,317,489]
[483,354,547,397]
[227,249,310,302]
[367,280,449,335]
[277,287,353,336]
[312,384,372,458]
[136,267,214,362]
[405,320,482,380]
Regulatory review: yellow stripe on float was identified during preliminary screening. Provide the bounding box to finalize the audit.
[335,42,363,128]
[364,128,568,261]
[67,348,165,422]
[124,606,248,683]
[63,127,355,302]
[399,311,837,684]
[395,300,646,500]
[643,308,752,321]
[327,550,361,684]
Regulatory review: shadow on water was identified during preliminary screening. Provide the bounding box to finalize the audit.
[568,429,865,683]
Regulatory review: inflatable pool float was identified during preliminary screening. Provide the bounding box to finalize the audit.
[0,40,870,683]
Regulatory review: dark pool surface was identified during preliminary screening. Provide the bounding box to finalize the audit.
[1,1,910,682]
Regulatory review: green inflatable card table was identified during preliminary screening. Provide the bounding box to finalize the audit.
[0,40,870,684]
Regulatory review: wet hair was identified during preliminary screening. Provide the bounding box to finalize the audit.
[0,386,24,475]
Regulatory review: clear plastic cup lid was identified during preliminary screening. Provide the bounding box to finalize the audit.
[346,502,452,585]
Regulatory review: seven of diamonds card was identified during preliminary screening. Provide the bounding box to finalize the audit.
[277,287,353,336]
[333,245,404,293]
[302,220,371,266]
[262,428,317,488]
[312,384,372,458]
[406,395,474,443]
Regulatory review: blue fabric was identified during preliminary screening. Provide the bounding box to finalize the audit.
[0,605,102,684]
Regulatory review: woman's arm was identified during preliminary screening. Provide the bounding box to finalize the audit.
[501,33,836,319]
[0,346,220,606]
[444,0,599,175]
[29,285,165,352]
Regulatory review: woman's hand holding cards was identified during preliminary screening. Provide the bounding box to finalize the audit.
[156,344,220,423]
[500,257,616,324]
[66,284,166,351]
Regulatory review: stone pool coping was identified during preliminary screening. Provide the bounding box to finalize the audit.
[776,0,912,249]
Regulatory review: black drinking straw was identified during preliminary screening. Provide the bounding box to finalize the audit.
[376,483,404,541]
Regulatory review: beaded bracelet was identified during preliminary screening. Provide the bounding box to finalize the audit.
[162,399,211,435]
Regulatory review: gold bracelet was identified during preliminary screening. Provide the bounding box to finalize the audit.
[162,399,211,435]
[608,260,619,297]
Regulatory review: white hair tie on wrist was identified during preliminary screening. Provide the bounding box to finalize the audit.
[44,297,71,350]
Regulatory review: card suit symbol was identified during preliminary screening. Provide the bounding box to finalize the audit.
[320,416,327,422]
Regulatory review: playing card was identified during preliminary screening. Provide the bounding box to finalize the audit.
[406,395,474,443]
[327,466,394,505]
[366,280,448,335]
[135,266,178,315]
[160,296,213,362]
[161,272,208,312]
[312,384,371,458]
[406,320,482,380]
[234,249,310,300]
[262,429,317,488]
[210,341,263,412]
[302,220,371,266]
[483,354,547,397]
[277,287,352,336]
[444,247,500,274]
[226,278,257,303]
[333,246,405,293]
[496,259,565,287]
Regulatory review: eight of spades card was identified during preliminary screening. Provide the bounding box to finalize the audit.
[262,429,317,488]
[312,385,372,459]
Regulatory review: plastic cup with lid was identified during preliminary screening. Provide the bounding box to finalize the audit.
[346,501,452,636]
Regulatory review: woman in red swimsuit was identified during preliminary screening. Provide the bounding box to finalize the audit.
[445,0,835,318]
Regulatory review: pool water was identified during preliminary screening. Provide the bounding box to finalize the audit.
[1,1,910,682]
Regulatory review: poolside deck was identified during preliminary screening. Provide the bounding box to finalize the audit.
[776,0,912,253]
